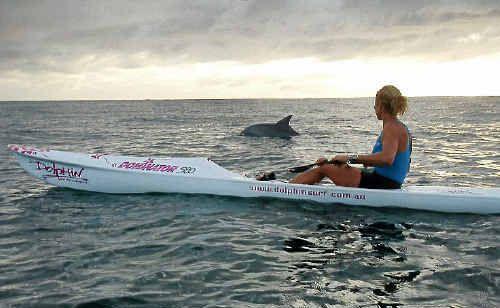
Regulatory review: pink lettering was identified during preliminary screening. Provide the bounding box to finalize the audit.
[117,160,178,173]
[118,162,130,168]
[90,153,108,159]
[167,165,178,172]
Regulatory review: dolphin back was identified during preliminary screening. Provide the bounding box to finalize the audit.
[241,115,299,138]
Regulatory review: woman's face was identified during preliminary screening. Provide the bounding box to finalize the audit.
[374,97,383,120]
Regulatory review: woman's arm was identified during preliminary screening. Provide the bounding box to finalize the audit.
[334,122,400,167]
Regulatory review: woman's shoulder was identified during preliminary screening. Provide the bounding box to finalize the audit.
[382,120,408,138]
[383,120,406,131]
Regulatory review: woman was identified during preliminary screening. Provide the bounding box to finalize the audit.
[290,85,412,189]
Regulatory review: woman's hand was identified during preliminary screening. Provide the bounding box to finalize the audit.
[332,154,349,164]
[316,157,328,165]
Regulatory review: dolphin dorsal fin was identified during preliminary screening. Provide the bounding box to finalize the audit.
[276,115,293,127]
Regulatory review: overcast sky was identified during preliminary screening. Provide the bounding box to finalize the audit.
[1,0,499,100]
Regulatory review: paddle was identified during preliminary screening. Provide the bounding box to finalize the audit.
[288,159,344,173]
[256,158,358,181]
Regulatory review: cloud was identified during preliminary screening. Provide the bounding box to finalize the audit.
[0,1,500,76]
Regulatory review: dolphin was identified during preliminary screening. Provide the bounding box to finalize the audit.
[241,115,299,138]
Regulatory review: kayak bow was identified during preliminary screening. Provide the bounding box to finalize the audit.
[8,144,500,214]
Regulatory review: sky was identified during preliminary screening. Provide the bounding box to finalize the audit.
[1,0,500,100]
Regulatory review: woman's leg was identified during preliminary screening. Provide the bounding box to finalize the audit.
[289,163,362,187]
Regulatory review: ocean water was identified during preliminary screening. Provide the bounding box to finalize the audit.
[0,97,499,307]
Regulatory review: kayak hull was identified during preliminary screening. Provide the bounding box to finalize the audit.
[8,145,500,214]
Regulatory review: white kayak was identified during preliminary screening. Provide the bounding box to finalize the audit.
[8,144,500,214]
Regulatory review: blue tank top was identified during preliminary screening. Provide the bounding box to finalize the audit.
[372,122,412,184]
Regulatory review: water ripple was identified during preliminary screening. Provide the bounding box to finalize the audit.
[0,98,499,307]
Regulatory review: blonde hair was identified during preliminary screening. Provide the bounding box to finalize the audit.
[376,85,408,117]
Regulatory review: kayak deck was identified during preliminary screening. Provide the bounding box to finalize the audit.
[8,145,500,214]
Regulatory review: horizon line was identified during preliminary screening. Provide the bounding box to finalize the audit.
[1,95,499,103]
